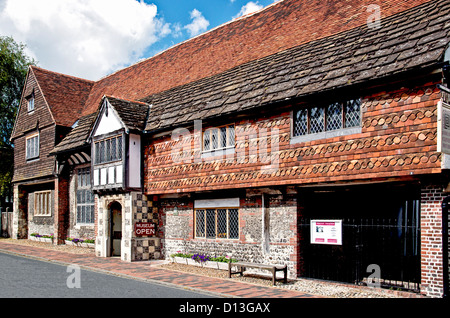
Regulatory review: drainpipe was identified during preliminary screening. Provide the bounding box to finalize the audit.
[441,196,449,299]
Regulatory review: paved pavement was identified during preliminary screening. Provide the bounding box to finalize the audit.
[0,241,320,299]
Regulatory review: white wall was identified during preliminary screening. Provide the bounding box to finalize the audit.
[128,134,141,188]
[94,102,123,136]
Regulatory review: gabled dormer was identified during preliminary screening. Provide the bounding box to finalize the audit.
[89,96,150,192]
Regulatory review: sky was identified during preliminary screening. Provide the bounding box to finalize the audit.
[0,0,279,81]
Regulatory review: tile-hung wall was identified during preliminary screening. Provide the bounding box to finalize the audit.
[144,81,442,194]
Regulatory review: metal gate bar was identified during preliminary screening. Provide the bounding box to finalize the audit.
[299,217,421,292]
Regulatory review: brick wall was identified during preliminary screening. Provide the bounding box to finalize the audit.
[420,183,448,298]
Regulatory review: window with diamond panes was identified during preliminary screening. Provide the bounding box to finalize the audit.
[293,98,361,137]
[203,125,235,152]
[195,208,239,239]
[327,102,343,131]
[345,99,361,128]
[95,135,123,164]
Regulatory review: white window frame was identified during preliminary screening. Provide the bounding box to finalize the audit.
[194,198,240,240]
[34,191,51,216]
[27,93,35,112]
[76,167,94,224]
[26,133,39,160]
[202,124,235,153]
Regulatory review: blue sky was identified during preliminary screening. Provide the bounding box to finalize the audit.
[144,0,277,59]
[0,0,278,80]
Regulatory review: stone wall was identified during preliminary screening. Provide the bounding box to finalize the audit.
[95,191,161,261]
[161,188,298,278]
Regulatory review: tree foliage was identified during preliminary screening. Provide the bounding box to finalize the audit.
[1,36,37,147]
[0,36,37,201]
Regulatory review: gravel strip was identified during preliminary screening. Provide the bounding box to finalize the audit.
[0,238,95,254]
[158,263,402,298]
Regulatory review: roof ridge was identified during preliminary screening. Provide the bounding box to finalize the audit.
[104,94,150,106]
[31,65,95,84]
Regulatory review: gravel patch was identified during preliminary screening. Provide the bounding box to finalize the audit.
[159,263,406,298]
[0,238,95,254]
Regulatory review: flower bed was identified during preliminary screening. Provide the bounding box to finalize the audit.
[30,233,53,243]
[170,252,237,271]
[65,237,95,248]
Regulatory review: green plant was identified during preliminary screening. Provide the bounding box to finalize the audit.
[171,251,193,258]
[210,255,238,263]
[171,251,238,263]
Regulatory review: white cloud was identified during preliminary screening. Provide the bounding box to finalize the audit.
[184,9,210,38]
[0,0,171,80]
[234,1,264,19]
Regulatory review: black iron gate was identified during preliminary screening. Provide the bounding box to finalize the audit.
[298,183,421,292]
[299,217,421,292]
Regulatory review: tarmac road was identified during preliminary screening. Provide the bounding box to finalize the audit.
[0,251,215,298]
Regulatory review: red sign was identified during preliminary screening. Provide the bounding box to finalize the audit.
[134,222,156,237]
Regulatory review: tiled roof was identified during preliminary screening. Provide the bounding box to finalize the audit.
[31,66,94,127]
[50,112,97,155]
[79,0,435,117]
[143,0,450,132]
[105,96,150,133]
[50,96,150,154]
[50,0,446,153]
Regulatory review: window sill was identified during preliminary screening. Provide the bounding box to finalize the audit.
[201,147,235,159]
[291,126,361,145]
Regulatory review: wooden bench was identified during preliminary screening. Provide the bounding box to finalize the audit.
[228,261,288,286]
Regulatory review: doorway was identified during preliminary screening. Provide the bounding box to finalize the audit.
[298,182,421,292]
[109,201,122,257]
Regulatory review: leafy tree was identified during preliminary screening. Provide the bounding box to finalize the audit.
[0,36,37,204]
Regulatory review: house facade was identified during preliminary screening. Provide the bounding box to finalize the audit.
[10,0,450,298]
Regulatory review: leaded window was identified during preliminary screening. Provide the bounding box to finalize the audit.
[26,133,39,160]
[195,208,239,239]
[94,135,123,164]
[76,168,94,224]
[293,98,361,137]
[203,125,235,152]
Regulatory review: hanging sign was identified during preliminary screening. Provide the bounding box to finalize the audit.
[134,222,156,237]
[310,220,342,245]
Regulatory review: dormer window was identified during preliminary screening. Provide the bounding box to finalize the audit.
[27,93,35,112]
